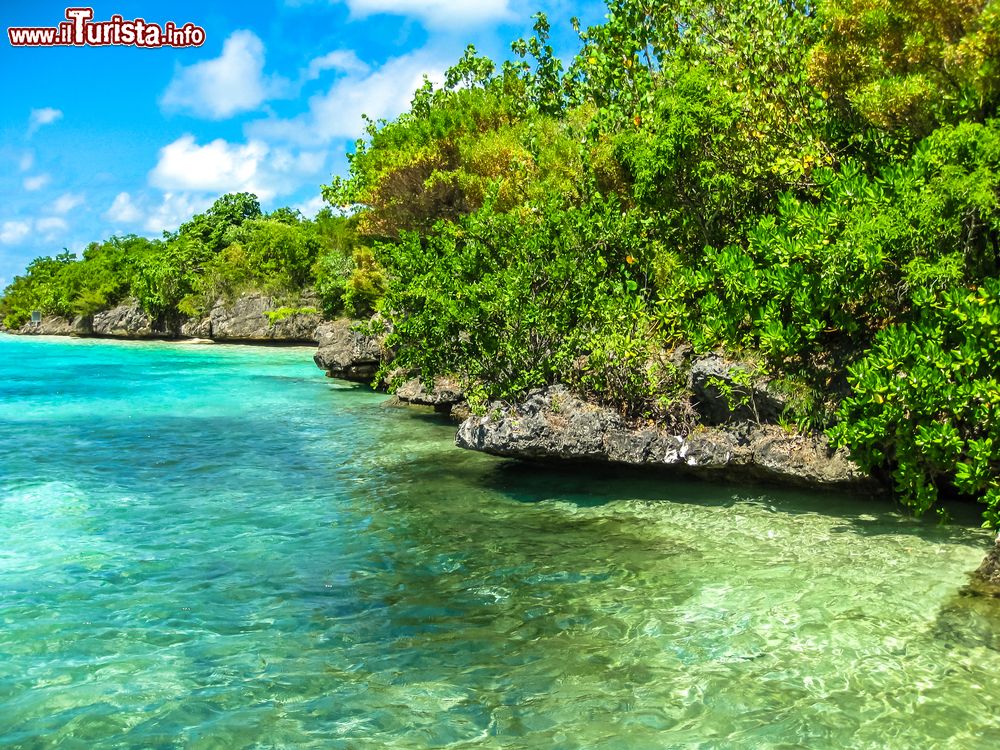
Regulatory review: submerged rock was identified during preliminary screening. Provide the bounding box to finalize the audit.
[969,535,1000,597]
[313,319,383,384]
[933,591,1000,650]
[456,385,870,489]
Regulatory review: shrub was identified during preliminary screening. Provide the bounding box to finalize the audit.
[831,279,1000,526]
[313,249,353,317]
[265,307,319,325]
[375,193,653,410]
[344,248,386,318]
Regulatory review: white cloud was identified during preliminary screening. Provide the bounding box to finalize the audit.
[36,217,68,238]
[160,31,283,119]
[105,192,144,224]
[149,136,271,196]
[0,216,67,244]
[51,193,85,214]
[28,107,62,136]
[104,191,215,234]
[304,50,369,80]
[248,51,445,145]
[144,193,215,233]
[23,174,51,191]
[149,134,327,200]
[100,134,330,237]
[294,194,328,218]
[19,152,34,172]
[341,0,512,27]
[0,221,31,245]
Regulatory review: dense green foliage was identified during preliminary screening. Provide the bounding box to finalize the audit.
[322,0,1000,524]
[832,281,1000,525]
[0,196,368,329]
[380,194,681,417]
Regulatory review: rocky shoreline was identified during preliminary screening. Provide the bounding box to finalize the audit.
[310,319,869,490]
[456,385,871,489]
[4,294,323,344]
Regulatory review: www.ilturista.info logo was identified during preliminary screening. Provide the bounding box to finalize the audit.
[8,7,206,48]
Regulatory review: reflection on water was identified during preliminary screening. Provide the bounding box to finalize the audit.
[1,333,998,749]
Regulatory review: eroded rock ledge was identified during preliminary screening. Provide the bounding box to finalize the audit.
[14,301,161,339]
[310,334,871,489]
[91,302,156,338]
[394,376,466,413]
[188,294,322,342]
[15,316,82,336]
[313,319,383,383]
[456,384,871,490]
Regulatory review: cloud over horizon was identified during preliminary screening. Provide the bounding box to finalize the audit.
[105,191,216,234]
[149,134,328,201]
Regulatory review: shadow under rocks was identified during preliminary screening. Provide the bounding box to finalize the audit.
[932,589,1000,652]
[465,459,985,547]
[369,401,992,550]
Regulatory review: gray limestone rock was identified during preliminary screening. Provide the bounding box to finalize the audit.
[91,302,156,338]
[208,294,322,342]
[688,353,789,425]
[456,385,871,490]
[313,318,383,384]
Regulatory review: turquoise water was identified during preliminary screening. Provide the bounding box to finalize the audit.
[1,333,999,749]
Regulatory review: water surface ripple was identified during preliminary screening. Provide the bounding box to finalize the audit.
[1,333,998,748]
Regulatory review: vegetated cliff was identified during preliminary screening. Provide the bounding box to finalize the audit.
[7,293,323,343]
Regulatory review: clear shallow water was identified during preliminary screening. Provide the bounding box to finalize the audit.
[1,333,999,749]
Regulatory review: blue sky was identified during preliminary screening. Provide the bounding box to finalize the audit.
[0,0,607,288]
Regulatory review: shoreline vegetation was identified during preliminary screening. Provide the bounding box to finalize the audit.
[3,1,999,583]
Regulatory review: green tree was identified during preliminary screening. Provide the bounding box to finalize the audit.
[178,193,263,253]
[810,0,1000,145]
